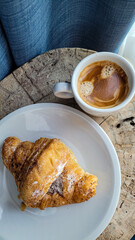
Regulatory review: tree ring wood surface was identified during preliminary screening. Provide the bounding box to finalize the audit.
[0,48,134,240]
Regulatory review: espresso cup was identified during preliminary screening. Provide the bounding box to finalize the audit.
[53,52,135,116]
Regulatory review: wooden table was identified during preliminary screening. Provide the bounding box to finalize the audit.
[0,48,134,240]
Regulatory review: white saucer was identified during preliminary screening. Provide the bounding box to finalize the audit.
[0,103,121,240]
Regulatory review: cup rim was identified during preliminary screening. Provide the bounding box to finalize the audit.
[72,52,135,113]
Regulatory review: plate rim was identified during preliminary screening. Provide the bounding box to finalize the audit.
[0,103,121,240]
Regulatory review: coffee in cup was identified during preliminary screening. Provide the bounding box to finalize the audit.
[53,52,135,116]
[77,61,129,109]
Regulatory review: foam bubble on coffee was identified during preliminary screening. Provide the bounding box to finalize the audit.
[101,64,115,78]
[80,81,94,97]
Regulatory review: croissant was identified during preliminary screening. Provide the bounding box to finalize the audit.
[2,137,97,209]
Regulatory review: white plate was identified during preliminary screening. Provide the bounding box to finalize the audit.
[0,103,121,240]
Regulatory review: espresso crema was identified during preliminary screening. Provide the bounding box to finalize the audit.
[78,61,129,109]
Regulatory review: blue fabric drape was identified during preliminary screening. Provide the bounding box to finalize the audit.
[0,0,135,80]
[0,22,15,80]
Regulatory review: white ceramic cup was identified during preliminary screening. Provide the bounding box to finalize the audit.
[53,52,135,116]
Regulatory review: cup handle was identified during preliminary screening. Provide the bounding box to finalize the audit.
[53,82,74,99]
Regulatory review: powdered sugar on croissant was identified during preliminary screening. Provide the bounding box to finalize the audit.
[2,137,98,209]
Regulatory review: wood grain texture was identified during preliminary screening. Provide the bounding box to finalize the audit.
[97,95,135,240]
[0,48,134,240]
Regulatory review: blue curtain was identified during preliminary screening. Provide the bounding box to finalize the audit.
[0,0,135,80]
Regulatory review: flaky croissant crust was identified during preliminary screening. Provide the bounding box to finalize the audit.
[2,137,97,209]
